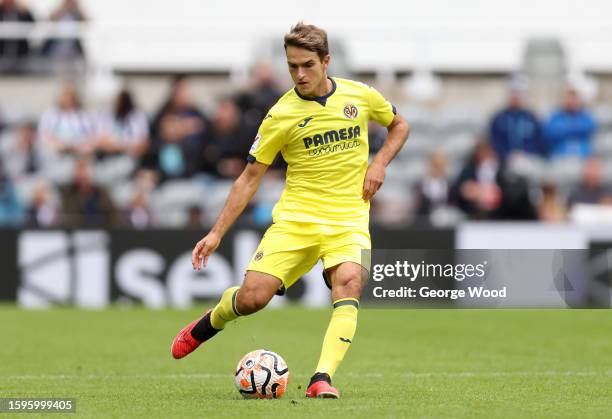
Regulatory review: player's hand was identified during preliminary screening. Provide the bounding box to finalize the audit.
[363,162,385,201]
[192,232,221,270]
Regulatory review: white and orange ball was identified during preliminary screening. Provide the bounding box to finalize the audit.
[234,349,290,399]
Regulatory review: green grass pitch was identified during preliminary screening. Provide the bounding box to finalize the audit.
[1,306,611,418]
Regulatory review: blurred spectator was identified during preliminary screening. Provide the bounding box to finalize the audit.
[61,158,116,227]
[133,167,159,193]
[41,0,86,63]
[368,120,386,155]
[186,205,203,228]
[450,141,535,220]
[234,61,282,124]
[96,89,149,159]
[147,77,209,180]
[232,62,286,176]
[413,151,450,218]
[545,88,597,159]
[568,158,612,207]
[450,142,503,219]
[489,88,546,160]
[251,201,274,227]
[204,98,256,179]
[0,162,23,225]
[38,84,96,156]
[231,63,287,175]
[0,121,39,179]
[537,183,567,223]
[122,190,153,229]
[0,0,35,73]
[495,170,536,220]
[27,183,59,227]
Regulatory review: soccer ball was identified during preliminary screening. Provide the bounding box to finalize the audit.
[234,349,290,399]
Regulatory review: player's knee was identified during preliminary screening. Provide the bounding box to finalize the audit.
[235,285,272,315]
[345,276,363,297]
[333,274,363,299]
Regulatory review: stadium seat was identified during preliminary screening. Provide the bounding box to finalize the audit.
[592,130,612,158]
[199,180,234,225]
[149,180,208,227]
[372,179,413,225]
[436,106,487,135]
[506,154,548,185]
[398,133,436,157]
[601,156,612,184]
[39,154,77,186]
[253,177,285,204]
[92,156,137,187]
[522,38,567,80]
[440,132,478,160]
[544,157,584,187]
[593,105,612,130]
[109,181,137,209]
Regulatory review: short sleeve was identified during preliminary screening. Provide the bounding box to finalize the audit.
[368,86,396,127]
[130,111,150,143]
[247,114,285,165]
[38,109,57,142]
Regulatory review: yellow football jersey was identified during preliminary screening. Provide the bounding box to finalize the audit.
[248,77,396,227]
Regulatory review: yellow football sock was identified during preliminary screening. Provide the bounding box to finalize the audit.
[314,298,359,378]
[210,286,241,330]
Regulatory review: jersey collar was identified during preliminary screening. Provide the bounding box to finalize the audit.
[294,77,336,107]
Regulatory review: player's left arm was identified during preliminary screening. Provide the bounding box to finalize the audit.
[363,113,410,201]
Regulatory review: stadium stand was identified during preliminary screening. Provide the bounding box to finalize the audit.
[1,0,612,228]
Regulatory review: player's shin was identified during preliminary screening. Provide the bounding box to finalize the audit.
[191,286,241,340]
[210,286,242,330]
[314,298,359,378]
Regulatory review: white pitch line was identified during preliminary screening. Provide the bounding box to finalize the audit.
[5,371,612,380]
[3,374,235,381]
[395,371,612,378]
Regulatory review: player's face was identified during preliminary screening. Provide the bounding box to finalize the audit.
[286,46,330,97]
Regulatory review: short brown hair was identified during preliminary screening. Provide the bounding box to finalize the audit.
[284,22,329,62]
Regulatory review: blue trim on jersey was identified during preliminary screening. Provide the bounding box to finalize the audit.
[246,154,256,163]
[392,104,397,115]
[294,77,337,107]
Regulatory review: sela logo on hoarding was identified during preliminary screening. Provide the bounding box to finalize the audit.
[16,230,260,309]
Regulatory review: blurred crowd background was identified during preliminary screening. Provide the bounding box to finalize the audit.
[1,0,612,230]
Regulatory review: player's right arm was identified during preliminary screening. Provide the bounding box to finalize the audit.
[192,161,268,270]
[192,105,286,270]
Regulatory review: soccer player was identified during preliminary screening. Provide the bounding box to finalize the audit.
[171,22,410,398]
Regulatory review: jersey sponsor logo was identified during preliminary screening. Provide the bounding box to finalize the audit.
[254,250,264,261]
[339,337,352,343]
[307,140,360,157]
[298,116,315,128]
[250,134,262,153]
[302,124,361,149]
[263,114,273,120]
[343,104,358,120]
